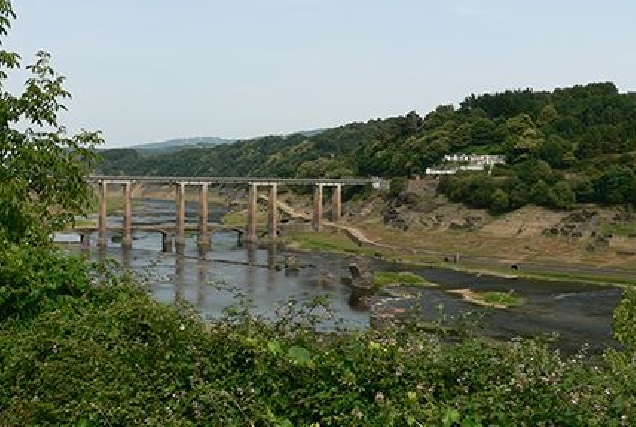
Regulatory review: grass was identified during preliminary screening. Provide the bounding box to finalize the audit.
[481,291,525,307]
[284,231,377,257]
[448,289,526,308]
[221,210,266,226]
[598,222,636,237]
[373,271,436,287]
[89,196,141,215]
[72,218,96,227]
[445,261,636,287]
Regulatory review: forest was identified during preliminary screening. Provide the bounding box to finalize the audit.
[98,82,636,212]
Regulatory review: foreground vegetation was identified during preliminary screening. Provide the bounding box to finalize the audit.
[1,252,636,424]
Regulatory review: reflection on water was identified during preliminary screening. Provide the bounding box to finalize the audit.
[59,198,625,353]
[86,231,369,330]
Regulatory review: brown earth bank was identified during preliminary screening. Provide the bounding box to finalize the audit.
[342,193,636,281]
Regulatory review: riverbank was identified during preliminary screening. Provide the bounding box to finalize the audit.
[65,197,626,357]
[90,188,636,287]
[282,227,636,287]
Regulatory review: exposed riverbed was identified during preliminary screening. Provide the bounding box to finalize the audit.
[57,198,624,354]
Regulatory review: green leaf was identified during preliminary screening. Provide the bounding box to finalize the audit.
[442,408,460,426]
[287,346,311,366]
[267,339,283,355]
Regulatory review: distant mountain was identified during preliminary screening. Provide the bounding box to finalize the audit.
[129,136,236,153]
[127,129,327,154]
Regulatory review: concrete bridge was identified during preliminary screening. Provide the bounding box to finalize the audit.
[85,175,384,253]
[73,223,249,252]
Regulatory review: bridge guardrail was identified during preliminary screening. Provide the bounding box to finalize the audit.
[88,175,387,186]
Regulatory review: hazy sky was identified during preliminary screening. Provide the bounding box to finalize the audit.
[6,0,635,147]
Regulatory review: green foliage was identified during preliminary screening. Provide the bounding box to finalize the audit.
[1,284,634,425]
[549,181,576,209]
[373,271,432,287]
[481,291,525,307]
[614,287,636,352]
[0,2,101,246]
[388,176,407,198]
[490,189,510,214]
[594,166,636,205]
[0,0,101,323]
[0,245,92,322]
[530,179,551,205]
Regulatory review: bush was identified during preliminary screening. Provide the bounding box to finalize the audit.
[0,244,92,322]
[1,280,635,425]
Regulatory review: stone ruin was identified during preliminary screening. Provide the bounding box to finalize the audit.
[348,257,374,289]
[542,209,598,239]
[345,257,375,310]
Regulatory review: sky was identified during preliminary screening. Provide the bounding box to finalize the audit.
[5,0,636,148]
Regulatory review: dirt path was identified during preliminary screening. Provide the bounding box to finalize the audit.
[266,196,385,247]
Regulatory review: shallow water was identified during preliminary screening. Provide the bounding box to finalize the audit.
[58,198,624,354]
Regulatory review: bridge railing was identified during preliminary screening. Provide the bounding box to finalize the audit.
[88,175,386,186]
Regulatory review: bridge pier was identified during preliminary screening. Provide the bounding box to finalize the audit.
[122,181,133,249]
[268,183,278,239]
[175,182,186,254]
[79,232,91,248]
[332,184,342,223]
[245,183,258,243]
[87,176,381,250]
[162,232,173,253]
[98,181,108,248]
[198,183,210,254]
[313,184,323,231]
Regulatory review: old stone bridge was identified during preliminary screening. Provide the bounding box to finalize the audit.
[83,175,386,254]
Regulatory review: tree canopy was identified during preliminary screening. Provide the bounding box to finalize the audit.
[0,0,101,320]
[0,1,101,245]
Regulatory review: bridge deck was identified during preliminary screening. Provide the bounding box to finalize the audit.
[73,223,247,234]
[88,175,379,185]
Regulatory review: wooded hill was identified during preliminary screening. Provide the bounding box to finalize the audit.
[97,82,636,212]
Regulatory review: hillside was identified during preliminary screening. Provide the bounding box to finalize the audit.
[96,82,636,211]
[128,136,236,153]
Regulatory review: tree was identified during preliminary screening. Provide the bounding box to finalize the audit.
[0,2,101,245]
[548,181,575,209]
[0,0,102,321]
[594,167,635,205]
[490,189,510,213]
[530,180,551,206]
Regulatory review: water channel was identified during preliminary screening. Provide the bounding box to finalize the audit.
[57,198,624,354]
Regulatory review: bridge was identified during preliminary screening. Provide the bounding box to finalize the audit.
[84,175,386,254]
[74,223,248,252]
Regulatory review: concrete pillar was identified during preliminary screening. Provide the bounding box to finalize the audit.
[175,254,185,302]
[80,233,90,248]
[331,184,342,223]
[312,184,323,231]
[162,232,173,253]
[246,183,258,243]
[267,184,278,239]
[122,181,133,249]
[198,183,209,253]
[175,182,186,254]
[197,257,206,307]
[267,244,277,270]
[122,246,131,270]
[98,181,108,248]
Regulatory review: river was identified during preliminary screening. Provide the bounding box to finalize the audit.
[57,198,624,354]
